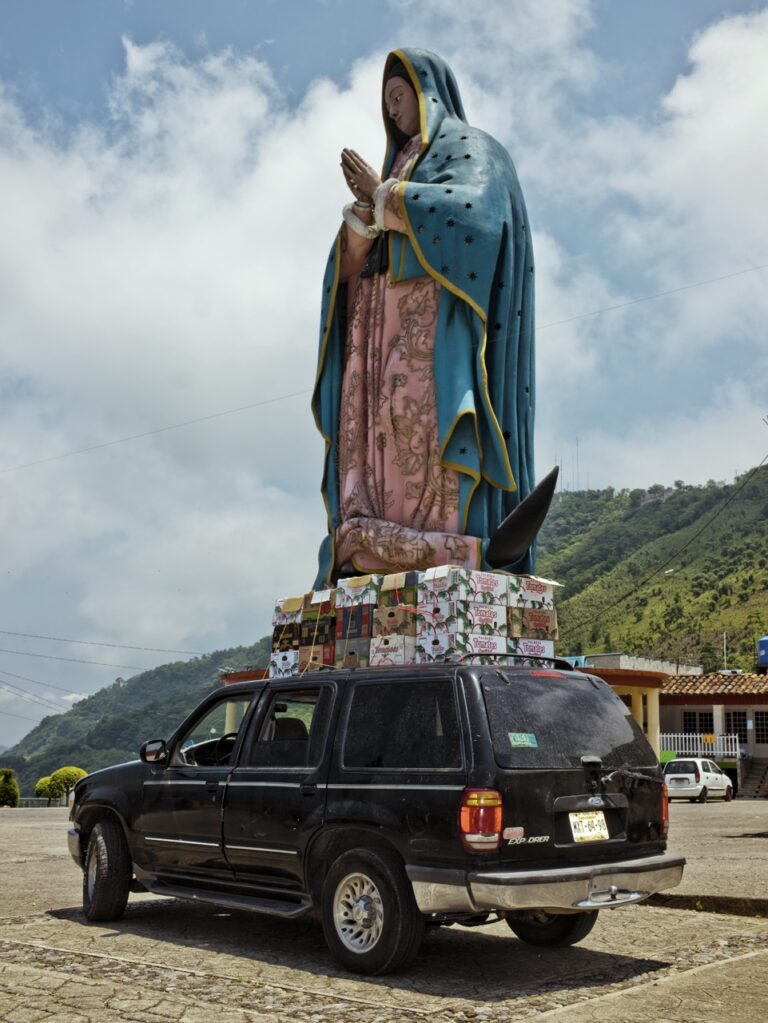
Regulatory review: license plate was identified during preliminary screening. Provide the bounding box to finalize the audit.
[569,810,609,842]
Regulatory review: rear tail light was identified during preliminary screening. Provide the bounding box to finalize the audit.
[661,783,669,838]
[693,767,700,783]
[459,789,502,852]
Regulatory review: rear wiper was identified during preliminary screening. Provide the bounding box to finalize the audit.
[600,768,663,787]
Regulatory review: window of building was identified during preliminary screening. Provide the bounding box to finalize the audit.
[755,712,768,745]
[682,710,713,733]
[343,680,462,770]
[725,711,748,743]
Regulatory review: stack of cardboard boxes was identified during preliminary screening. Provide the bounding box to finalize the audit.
[269,566,560,677]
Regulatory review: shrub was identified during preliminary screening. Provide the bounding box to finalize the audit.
[0,768,21,808]
[50,765,87,802]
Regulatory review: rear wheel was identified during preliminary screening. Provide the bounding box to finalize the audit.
[321,847,424,975]
[506,910,598,947]
[697,787,708,804]
[83,820,131,922]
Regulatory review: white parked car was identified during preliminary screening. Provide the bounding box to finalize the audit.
[663,758,734,802]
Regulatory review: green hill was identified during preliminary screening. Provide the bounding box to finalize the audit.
[3,466,767,795]
[538,465,768,670]
[4,639,270,796]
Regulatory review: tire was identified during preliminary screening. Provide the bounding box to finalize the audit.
[506,910,598,947]
[321,847,424,975]
[697,787,708,804]
[83,820,131,922]
[724,786,733,802]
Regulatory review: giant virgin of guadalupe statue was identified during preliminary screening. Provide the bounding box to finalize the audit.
[312,48,555,587]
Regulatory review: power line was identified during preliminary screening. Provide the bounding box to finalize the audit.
[0,708,43,724]
[0,679,68,714]
[537,262,768,331]
[0,388,311,475]
[1,261,766,479]
[0,628,203,656]
[0,666,88,694]
[559,453,768,642]
[0,647,147,670]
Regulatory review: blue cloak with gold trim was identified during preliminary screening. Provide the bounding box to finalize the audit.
[312,48,535,587]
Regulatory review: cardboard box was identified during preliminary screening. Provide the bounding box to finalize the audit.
[272,623,301,651]
[271,596,304,628]
[378,571,420,608]
[335,637,370,669]
[417,600,507,637]
[415,632,508,663]
[507,575,561,610]
[370,635,417,666]
[300,616,335,647]
[508,637,555,660]
[373,605,417,637]
[418,566,509,605]
[335,604,374,641]
[268,650,299,678]
[301,588,336,619]
[298,642,335,673]
[508,606,559,641]
[335,575,383,608]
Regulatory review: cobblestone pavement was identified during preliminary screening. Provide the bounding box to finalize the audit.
[1,803,767,1022]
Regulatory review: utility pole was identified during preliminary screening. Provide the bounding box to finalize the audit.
[723,631,727,671]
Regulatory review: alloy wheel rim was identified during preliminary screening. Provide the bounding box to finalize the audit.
[333,871,384,953]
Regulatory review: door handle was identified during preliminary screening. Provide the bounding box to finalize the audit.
[300,784,317,797]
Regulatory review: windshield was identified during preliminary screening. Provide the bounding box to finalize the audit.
[481,672,656,769]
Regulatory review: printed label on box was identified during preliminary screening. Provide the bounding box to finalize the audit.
[271,596,304,627]
[415,632,507,663]
[507,606,559,640]
[272,623,300,651]
[335,575,383,608]
[370,635,417,666]
[300,617,335,646]
[418,566,509,605]
[508,638,555,659]
[507,575,561,610]
[373,605,417,637]
[378,571,420,608]
[268,649,299,678]
[417,601,507,637]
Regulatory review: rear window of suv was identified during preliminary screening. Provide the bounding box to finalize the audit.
[481,672,654,769]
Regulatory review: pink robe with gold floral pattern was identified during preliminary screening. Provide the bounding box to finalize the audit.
[336,137,480,573]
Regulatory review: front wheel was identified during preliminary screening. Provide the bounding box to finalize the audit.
[724,786,734,801]
[697,787,708,804]
[506,910,598,947]
[83,820,131,922]
[321,847,424,975]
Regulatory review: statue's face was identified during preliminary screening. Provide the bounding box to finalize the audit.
[385,76,420,138]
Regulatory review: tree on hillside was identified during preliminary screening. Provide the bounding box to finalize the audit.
[0,768,20,807]
[50,766,87,803]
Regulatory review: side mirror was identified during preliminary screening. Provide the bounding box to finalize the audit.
[140,739,167,764]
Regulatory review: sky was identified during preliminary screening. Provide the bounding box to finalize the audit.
[1,0,767,748]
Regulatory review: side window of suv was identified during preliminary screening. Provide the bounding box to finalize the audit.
[245,687,331,768]
[343,680,462,770]
[173,694,254,767]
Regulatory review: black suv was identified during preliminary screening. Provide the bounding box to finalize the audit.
[68,664,684,974]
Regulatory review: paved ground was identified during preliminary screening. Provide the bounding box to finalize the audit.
[1,801,767,1022]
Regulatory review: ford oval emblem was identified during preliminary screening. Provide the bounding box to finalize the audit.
[588,796,605,808]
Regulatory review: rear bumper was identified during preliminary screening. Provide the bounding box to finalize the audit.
[407,852,685,915]
[666,782,703,798]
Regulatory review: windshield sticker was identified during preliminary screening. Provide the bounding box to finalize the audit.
[508,732,538,748]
